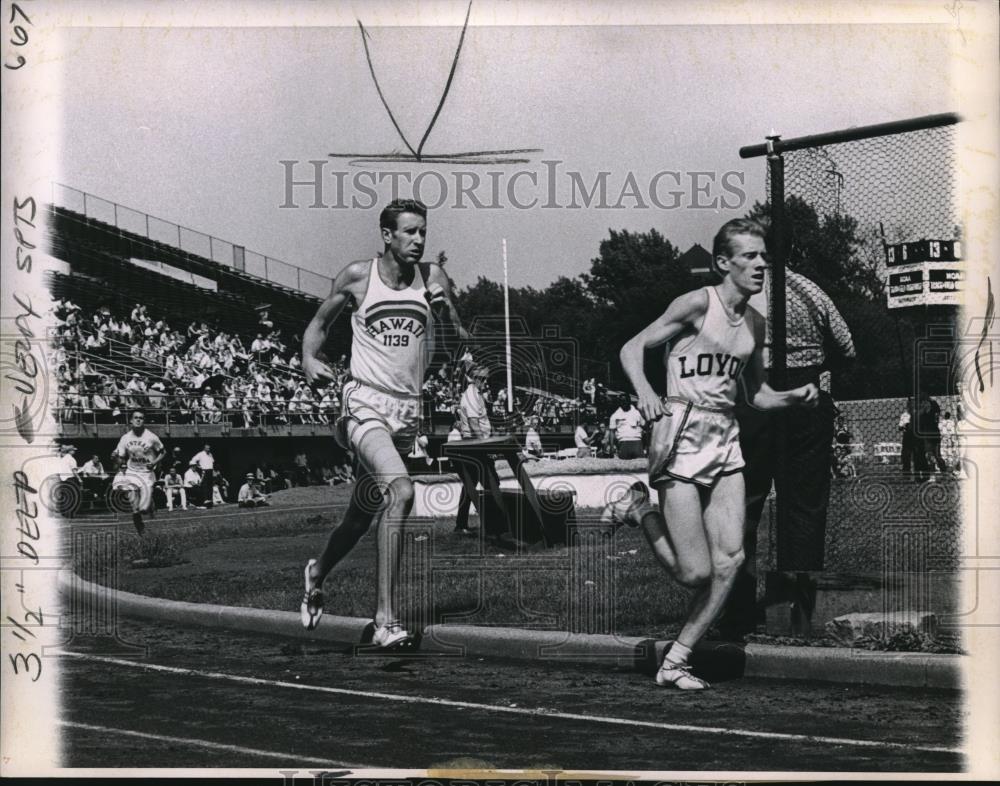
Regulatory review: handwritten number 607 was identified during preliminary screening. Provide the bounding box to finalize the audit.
[5,3,32,71]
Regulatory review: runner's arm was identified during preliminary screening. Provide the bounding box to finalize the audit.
[148,441,166,472]
[741,312,819,410]
[302,262,366,385]
[619,289,707,421]
[426,264,470,341]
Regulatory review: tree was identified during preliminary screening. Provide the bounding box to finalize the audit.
[746,196,882,300]
[581,228,697,386]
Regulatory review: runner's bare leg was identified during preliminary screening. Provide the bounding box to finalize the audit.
[672,472,746,648]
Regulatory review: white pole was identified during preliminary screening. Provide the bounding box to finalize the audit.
[502,238,513,413]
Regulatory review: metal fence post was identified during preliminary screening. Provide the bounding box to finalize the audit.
[766,134,790,574]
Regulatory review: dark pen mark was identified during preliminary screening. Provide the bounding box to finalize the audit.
[328,147,543,161]
[357,0,472,162]
[341,1,540,166]
[974,276,995,393]
[414,0,473,159]
[357,20,418,159]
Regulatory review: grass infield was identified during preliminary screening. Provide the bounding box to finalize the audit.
[69,479,963,651]
[78,485,691,640]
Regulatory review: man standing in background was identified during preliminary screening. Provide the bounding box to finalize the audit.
[189,444,216,509]
[720,265,855,638]
[458,366,492,439]
[608,394,644,459]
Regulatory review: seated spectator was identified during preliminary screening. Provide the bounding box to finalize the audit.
[77,358,99,385]
[163,464,187,511]
[79,454,105,477]
[77,453,107,503]
[318,388,338,425]
[250,333,268,363]
[574,419,593,458]
[183,464,204,508]
[124,373,147,409]
[172,388,193,424]
[238,473,270,507]
[200,393,222,424]
[332,461,354,485]
[146,379,167,418]
[407,432,433,471]
[84,331,107,356]
[265,466,289,493]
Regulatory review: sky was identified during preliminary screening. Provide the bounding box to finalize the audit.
[52,7,954,293]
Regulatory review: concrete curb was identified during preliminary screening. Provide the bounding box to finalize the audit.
[61,571,962,690]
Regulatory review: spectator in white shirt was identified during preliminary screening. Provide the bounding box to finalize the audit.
[458,367,492,439]
[58,445,79,480]
[200,394,222,424]
[238,473,270,507]
[574,421,593,458]
[608,395,645,459]
[189,444,216,508]
[79,454,105,477]
[524,417,543,459]
[183,464,204,507]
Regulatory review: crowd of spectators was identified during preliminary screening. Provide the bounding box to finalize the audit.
[57,434,357,514]
[50,297,629,438]
[50,298,351,427]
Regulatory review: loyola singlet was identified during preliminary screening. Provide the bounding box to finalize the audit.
[349,258,430,397]
[665,286,757,410]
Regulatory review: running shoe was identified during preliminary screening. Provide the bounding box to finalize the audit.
[655,661,710,690]
[300,559,324,630]
[372,622,413,649]
[600,481,655,529]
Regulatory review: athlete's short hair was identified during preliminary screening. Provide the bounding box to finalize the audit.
[379,199,428,231]
[130,409,145,419]
[711,218,768,276]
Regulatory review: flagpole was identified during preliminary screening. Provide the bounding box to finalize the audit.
[502,238,513,413]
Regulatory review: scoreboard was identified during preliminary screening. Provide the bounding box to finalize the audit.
[885,239,963,309]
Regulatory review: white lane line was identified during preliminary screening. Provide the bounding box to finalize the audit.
[61,651,962,756]
[59,720,366,768]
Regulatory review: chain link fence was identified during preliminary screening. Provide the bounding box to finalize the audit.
[741,114,964,585]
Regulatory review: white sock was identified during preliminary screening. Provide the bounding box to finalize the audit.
[663,641,692,667]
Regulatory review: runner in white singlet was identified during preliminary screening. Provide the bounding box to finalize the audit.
[300,199,468,648]
[113,409,165,534]
[604,219,819,690]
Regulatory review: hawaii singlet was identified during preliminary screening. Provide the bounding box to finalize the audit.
[350,258,430,397]
[114,428,164,473]
[665,286,757,410]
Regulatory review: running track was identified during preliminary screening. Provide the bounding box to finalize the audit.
[57,619,964,772]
